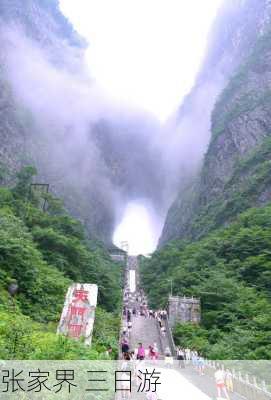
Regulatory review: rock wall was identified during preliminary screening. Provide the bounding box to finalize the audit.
[160,0,271,245]
[168,296,201,328]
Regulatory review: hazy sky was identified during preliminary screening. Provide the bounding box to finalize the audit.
[60,0,222,121]
[59,0,223,254]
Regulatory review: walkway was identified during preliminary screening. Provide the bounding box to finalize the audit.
[123,256,194,358]
[119,256,254,400]
[129,311,162,354]
[122,256,171,357]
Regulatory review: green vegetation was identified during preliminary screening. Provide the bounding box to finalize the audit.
[0,166,122,359]
[180,137,271,242]
[140,204,271,359]
[212,90,271,139]
[148,29,271,360]
[0,306,119,360]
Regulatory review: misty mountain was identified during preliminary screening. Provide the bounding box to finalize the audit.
[141,0,271,359]
[0,0,171,245]
[160,0,271,245]
[3,0,271,251]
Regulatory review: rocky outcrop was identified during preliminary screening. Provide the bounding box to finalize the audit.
[0,1,112,242]
[160,0,271,245]
[0,1,167,245]
[0,0,84,177]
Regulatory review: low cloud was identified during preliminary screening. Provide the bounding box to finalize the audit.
[1,14,226,248]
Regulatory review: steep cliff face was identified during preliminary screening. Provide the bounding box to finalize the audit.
[0,1,110,239]
[4,0,271,247]
[0,0,83,175]
[0,1,167,245]
[160,0,271,245]
[0,1,118,244]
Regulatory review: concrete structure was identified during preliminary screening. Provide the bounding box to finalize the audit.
[109,245,127,263]
[168,295,201,328]
[110,253,126,263]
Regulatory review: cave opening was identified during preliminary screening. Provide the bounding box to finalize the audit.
[113,201,162,255]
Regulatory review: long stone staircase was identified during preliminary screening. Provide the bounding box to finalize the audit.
[122,256,172,358]
[129,310,162,354]
[119,256,263,400]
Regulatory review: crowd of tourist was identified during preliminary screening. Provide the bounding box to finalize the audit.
[121,288,161,361]
[120,277,236,400]
[120,287,161,399]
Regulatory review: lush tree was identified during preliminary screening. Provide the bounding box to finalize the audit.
[141,204,271,359]
[0,166,122,359]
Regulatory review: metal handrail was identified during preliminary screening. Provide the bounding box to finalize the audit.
[164,315,177,357]
[155,319,165,356]
[164,320,271,400]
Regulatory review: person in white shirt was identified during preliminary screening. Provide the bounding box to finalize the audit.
[177,347,185,368]
[161,325,166,336]
[215,368,230,400]
[185,348,191,361]
[153,342,159,360]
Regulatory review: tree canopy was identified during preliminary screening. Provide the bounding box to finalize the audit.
[140,205,271,359]
[0,166,123,359]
